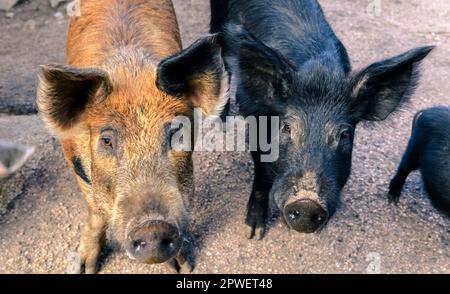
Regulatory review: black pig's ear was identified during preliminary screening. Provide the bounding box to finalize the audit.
[350,46,434,121]
[156,34,229,116]
[222,24,296,109]
[37,64,111,132]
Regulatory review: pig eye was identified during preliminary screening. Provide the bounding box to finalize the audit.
[339,129,352,142]
[337,128,353,149]
[101,137,113,148]
[281,122,291,134]
[98,129,117,154]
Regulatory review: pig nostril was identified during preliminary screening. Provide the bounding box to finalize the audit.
[132,240,146,251]
[311,214,324,224]
[162,238,175,250]
[288,210,301,220]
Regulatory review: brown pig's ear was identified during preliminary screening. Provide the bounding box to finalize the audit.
[37,64,111,132]
[156,34,229,116]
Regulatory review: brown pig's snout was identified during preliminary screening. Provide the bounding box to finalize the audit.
[125,220,182,264]
[283,199,328,233]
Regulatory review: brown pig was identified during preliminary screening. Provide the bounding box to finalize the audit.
[37,0,228,273]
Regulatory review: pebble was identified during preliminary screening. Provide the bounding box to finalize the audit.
[23,19,36,32]
[5,11,14,18]
[54,11,64,20]
[49,0,66,9]
[0,0,18,11]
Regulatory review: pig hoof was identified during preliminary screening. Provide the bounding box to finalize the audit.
[388,178,403,205]
[175,252,195,273]
[78,246,100,274]
[177,258,194,273]
[245,208,267,240]
[167,258,194,274]
[80,254,99,274]
[167,238,195,273]
[176,238,195,273]
[387,192,401,205]
[387,185,401,204]
[245,223,266,240]
[167,259,180,273]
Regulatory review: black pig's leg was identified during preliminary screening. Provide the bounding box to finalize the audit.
[173,234,195,273]
[245,151,272,240]
[388,137,420,204]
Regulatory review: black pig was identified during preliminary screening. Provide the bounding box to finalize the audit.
[211,0,434,238]
[389,106,450,217]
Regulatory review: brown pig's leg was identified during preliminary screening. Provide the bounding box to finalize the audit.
[78,212,106,274]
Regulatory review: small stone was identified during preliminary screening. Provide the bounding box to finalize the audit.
[23,19,36,32]
[54,11,64,20]
[49,0,66,9]
[5,11,13,18]
[0,0,18,11]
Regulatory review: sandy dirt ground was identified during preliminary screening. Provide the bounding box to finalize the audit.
[0,0,449,274]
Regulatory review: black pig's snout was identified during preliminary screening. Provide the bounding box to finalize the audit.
[284,199,328,233]
[126,220,181,264]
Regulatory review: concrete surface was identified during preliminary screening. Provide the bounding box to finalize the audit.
[0,0,448,274]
